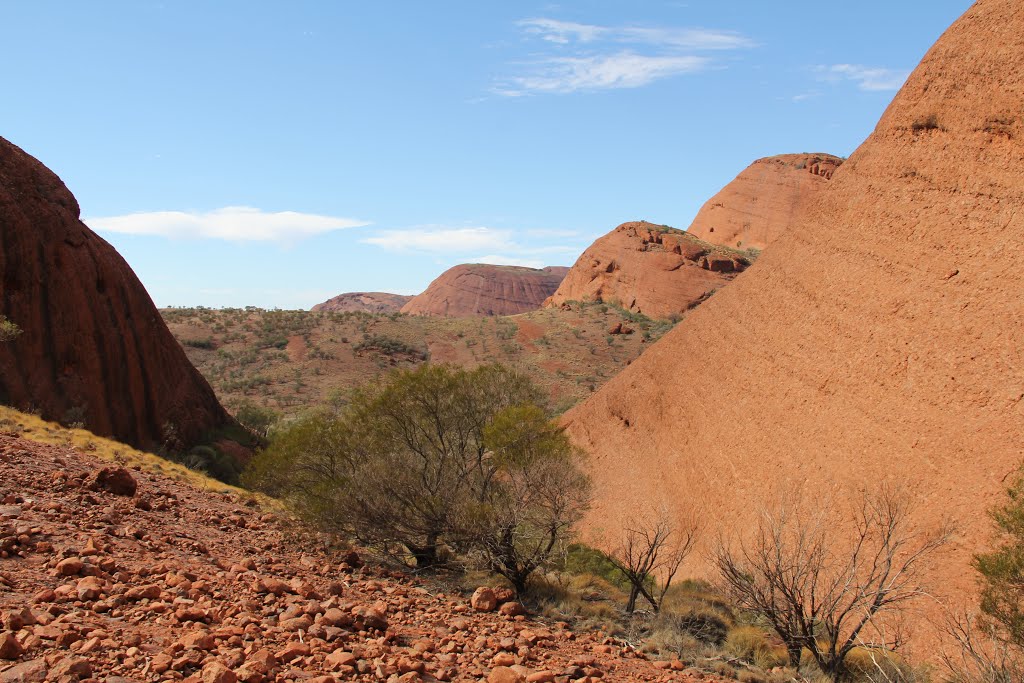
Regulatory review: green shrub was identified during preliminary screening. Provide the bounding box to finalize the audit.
[558,543,633,591]
[911,114,941,132]
[183,337,215,349]
[232,400,279,438]
[353,335,427,360]
[179,445,242,485]
[0,315,22,342]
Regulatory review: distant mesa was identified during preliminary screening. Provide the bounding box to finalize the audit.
[0,136,234,452]
[400,264,569,317]
[687,153,844,251]
[564,0,1024,648]
[312,292,412,314]
[545,221,751,320]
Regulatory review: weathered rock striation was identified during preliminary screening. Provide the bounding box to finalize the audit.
[401,265,568,317]
[311,292,412,314]
[0,136,232,451]
[686,153,844,251]
[564,0,1024,647]
[545,222,751,319]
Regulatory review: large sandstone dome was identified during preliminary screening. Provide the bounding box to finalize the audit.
[401,264,568,317]
[311,292,412,314]
[686,153,843,251]
[0,137,233,451]
[546,221,751,319]
[565,0,1024,639]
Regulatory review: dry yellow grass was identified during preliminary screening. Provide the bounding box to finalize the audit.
[0,405,264,500]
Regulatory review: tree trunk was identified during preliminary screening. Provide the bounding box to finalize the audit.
[626,585,639,614]
[786,643,802,670]
[511,572,528,597]
[408,534,439,568]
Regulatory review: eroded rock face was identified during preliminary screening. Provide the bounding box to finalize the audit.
[0,136,232,451]
[564,0,1024,650]
[545,222,750,319]
[401,265,569,317]
[310,292,412,314]
[686,153,844,251]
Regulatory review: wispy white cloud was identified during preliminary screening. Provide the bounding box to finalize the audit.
[791,91,820,102]
[518,19,752,50]
[816,64,910,92]
[521,18,605,44]
[497,17,752,96]
[87,206,368,242]
[362,225,580,268]
[501,53,709,95]
[362,226,515,253]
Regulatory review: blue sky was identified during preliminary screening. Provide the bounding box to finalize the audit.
[2,1,972,308]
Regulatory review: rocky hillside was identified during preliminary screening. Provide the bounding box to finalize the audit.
[0,415,721,683]
[311,293,412,314]
[686,153,843,251]
[0,137,233,452]
[545,222,751,320]
[401,265,568,317]
[563,0,1024,649]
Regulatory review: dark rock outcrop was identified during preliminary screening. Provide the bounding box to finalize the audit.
[0,136,232,451]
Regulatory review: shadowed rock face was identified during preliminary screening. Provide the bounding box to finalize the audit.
[0,136,232,451]
[400,264,569,317]
[564,0,1024,649]
[686,153,844,251]
[545,221,750,319]
[311,292,412,314]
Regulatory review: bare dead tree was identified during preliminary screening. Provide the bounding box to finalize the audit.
[714,486,950,682]
[942,610,1024,683]
[608,509,701,614]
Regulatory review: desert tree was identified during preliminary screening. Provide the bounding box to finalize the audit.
[336,363,543,567]
[715,486,950,681]
[245,363,593,574]
[607,508,701,614]
[465,404,593,595]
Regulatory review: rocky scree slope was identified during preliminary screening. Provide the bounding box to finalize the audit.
[562,0,1024,649]
[0,433,722,683]
[311,293,412,314]
[0,137,232,451]
[401,266,569,318]
[545,222,751,320]
[686,153,843,251]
